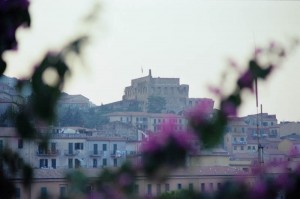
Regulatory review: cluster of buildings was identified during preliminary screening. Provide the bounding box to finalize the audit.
[0,73,299,198]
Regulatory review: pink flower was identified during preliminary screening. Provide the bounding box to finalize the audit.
[118,173,133,187]
[237,70,254,91]
[221,101,237,116]
[141,120,195,154]
[250,181,267,199]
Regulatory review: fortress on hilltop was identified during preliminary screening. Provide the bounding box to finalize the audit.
[122,69,213,114]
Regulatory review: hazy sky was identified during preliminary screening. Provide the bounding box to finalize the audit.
[4,0,300,121]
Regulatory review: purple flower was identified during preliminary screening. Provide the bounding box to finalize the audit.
[141,120,195,154]
[237,70,254,91]
[117,173,133,187]
[276,173,293,190]
[250,181,267,199]
[186,101,213,126]
[221,100,237,117]
[208,85,222,97]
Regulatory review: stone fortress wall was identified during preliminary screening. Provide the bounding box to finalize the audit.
[123,70,191,113]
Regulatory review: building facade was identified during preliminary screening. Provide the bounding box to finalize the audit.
[122,70,214,114]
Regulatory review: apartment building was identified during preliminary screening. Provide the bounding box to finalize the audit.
[105,111,188,132]
[0,127,130,170]
[11,166,258,199]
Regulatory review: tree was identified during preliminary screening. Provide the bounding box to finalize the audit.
[147,96,166,113]
[57,107,84,127]
[0,105,18,127]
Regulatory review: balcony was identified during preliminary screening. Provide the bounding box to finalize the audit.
[36,150,59,156]
[232,141,247,145]
[126,151,139,157]
[111,150,125,158]
[89,150,103,157]
[64,150,80,156]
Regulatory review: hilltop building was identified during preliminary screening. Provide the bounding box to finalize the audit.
[122,69,214,114]
[57,93,95,110]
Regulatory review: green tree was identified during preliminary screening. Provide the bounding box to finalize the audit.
[0,105,18,127]
[147,96,166,113]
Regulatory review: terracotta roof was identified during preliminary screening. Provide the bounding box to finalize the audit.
[165,166,250,177]
[105,112,182,118]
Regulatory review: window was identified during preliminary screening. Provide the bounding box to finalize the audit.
[157,184,161,195]
[165,183,170,192]
[68,143,73,154]
[147,184,152,195]
[201,183,205,192]
[93,144,98,155]
[15,187,20,199]
[0,140,3,152]
[51,159,56,169]
[40,187,47,197]
[189,183,193,191]
[102,158,107,166]
[240,137,244,141]
[234,146,237,150]
[93,159,97,168]
[243,168,249,172]
[38,144,45,154]
[113,144,117,152]
[252,146,255,150]
[40,159,48,168]
[241,146,244,150]
[51,142,56,153]
[177,183,182,190]
[103,144,107,151]
[68,158,73,168]
[134,184,139,194]
[234,137,237,142]
[248,146,251,150]
[59,186,67,198]
[210,183,213,191]
[113,159,117,167]
[16,157,22,169]
[18,139,23,149]
[75,143,83,150]
[75,159,81,168]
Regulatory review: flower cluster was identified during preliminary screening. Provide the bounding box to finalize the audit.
[141,120,196,179]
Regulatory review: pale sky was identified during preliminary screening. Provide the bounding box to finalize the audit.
[3,0,300,122]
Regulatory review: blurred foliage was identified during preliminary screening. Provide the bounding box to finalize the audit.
[0,0,31,74]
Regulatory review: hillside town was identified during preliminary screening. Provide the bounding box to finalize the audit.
[0,71,299,198]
